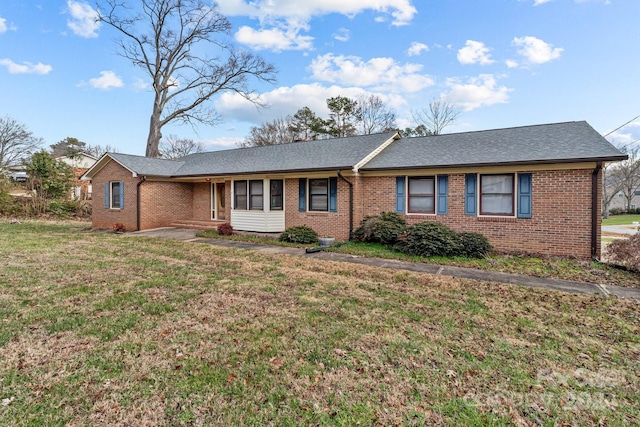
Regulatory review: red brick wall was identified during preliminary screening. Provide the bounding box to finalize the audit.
[284,178,352,240]
[357,169,600,259]
[139,181,193,229]
[91,161,139,231]
[192,183,212,221]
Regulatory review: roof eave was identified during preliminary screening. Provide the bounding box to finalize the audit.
[168,165,357,179]
[360,155,629,172]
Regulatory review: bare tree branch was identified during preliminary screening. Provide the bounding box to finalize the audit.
[97,0,277,157]
[0,116,43,173]
[411,99,461,135]
[240,117,298,148]
[159,135,205,158]
[356,94,397,135]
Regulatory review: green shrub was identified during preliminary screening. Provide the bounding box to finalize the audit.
[395,221,461,257]
[458,232,493,258]
[217,222,233,236]
[353,211,407,244]
[608,208,626,216]
[48,199,80,219]
[279,225,318,244]
[0,179,17,215]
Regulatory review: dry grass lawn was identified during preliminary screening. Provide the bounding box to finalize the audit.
[0,221,638,426]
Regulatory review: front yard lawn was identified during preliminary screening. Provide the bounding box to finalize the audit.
[1,221,639,426]
[197,230,640,288]
[602,214,640,226]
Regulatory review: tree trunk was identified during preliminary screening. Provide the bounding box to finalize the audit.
[146,108,162,158]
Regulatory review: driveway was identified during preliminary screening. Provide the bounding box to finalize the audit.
[602,224,638,236]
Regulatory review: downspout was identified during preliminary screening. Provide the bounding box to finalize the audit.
[591,162,602,261]
[136,176,147,231]
[337,170,354,239]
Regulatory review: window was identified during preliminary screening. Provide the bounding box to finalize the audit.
[270,180,283,210]
[234,180,267,210]
[309,178,329,211]
[408,177,435,214]
[234,181,247,210]
[111,182,121,208]
[480,174,514,216]
[104,181,124,209]
[249,180,263,210]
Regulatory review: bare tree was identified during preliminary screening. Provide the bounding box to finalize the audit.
[159,135,205,158]
[411,99,461,135]
[84,143,118,158]
[0,116,42,173]
[240,116,298,148]
[98,0,277,158]
[356,94,397,135]
[602,161,625,218]
[608,146,640,213]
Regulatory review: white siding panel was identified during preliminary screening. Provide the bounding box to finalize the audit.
[231,210,285,232]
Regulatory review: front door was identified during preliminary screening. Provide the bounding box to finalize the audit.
[215,183,226,220]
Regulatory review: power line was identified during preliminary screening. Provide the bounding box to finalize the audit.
[604,114,640,137]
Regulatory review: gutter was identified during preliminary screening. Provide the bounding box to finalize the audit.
[337,170,354,239]
[136,176,147,231]
[591,162,602,261]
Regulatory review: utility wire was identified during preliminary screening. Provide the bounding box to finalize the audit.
[604,114,640,137]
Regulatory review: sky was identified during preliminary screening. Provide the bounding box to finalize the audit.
[1,0,639,156]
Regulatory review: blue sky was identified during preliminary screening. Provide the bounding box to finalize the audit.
[1,0,639,155]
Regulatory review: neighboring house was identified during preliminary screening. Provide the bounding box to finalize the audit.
[57,152,97,200]
[607,190,640,213]
[82,121,626,259]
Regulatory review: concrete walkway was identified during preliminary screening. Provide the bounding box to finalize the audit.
[128,227,640,301]
[602,225,638,235]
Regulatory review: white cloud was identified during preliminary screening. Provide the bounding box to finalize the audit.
[0,59,52,75]
[533,0,553,5]
[223,0,416,51]
[407,42,429,56]
[234,25,313,51]
[308,53,434,93]
[200,136,245,150]
[513,36,563,65]
[457,40,494,65]
[606,121,640,146]
[0,17,17,34]
[333,28,350,42]
[505,59,519,68]
[443,74,512,111]
[132,77,150,91]
[66,1,101,38]
[88,71,123,89]
[218,0,417,27]
[216,83,404,124]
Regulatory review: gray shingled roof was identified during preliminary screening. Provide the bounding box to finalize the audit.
[109,153,185,176]
[362,121,625,170]
[173,132,397,176]
[90,122,624,179]
[103,132,397,177]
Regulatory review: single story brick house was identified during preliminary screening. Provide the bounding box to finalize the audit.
[82,121,625,259]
